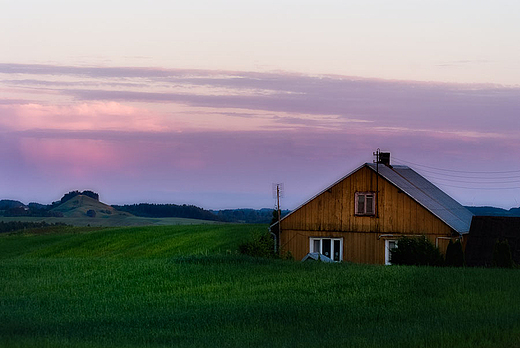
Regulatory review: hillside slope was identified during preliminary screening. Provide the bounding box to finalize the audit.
[1,225,520,348]
[51,195,131,218]
[466,206,520,217]
[0,224,265,258]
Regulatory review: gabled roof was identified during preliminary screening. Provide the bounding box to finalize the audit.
[365,164,473,234]
[274,162,473,234]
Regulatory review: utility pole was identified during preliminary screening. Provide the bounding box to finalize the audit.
[277,184,281,227]
[272,183,284,254]
[373,149,380,219]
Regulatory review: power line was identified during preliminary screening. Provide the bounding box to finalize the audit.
[430,181,520,190]
[421,174,520,185]
[393,157,520,174]
[399,166,520,179]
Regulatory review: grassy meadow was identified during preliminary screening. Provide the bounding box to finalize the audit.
[0,215,219,227]
[1,224,520,348]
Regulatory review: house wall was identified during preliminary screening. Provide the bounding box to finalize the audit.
[280,165,454,263]
[281,229,452,263]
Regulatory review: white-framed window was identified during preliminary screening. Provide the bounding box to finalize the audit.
[355,192,376,216]
[309,237,343,261]
[385,239,398,265]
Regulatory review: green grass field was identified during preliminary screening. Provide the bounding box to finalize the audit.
[0,215,219,227]
[1,224,520,348]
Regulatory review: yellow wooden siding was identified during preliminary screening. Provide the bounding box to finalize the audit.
[282,166,452,235]
[280,165,454,264]
[280,229,453,264]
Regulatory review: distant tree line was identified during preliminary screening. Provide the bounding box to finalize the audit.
[0,221,67,234]
[2,207,63,218]
[112,203,222,221]
[0,200,25,210]
[112,204,289,223]
[59,190,99,204]
[0,190,100,217]
[1,196,290,223]
[0,200,64,218]
[214,209,290,224]
[465,206,520,217]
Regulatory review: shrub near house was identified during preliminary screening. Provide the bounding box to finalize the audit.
[390,236,444,266]
[493,239,515,268]
[445,239,465,267]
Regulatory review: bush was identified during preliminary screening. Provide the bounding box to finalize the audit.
[86,209,97,218]
[238,232,276,258]
[445,239,465,267]
[390,236,444,266]
[492,239,515,268]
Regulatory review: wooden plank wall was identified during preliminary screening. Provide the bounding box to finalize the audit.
[280,165,455,264]
[282,165,452,235]
[280,229,452,263]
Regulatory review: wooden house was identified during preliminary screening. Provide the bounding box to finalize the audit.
[273,155,474,264]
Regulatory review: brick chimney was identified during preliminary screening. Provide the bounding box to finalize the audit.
[378,152,391,166]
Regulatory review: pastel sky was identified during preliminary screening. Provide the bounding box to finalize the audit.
[1,1,520,209]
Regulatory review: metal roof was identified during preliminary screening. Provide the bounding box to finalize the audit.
[366,163,473,234]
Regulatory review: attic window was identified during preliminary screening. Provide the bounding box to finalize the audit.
[355,192,376,216]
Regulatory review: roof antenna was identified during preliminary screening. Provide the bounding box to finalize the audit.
[373,148,381,166]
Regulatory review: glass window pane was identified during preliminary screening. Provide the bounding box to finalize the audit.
[333,240,341,261]
[322,239,331,258]
[357,195,365,214]
[366,195,374,214]
[313,239,320,253]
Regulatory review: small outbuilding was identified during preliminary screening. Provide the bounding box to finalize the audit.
[465,216,520,267]
[272,153,474,265]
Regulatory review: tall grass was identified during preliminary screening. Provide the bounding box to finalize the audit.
[1,225,520,348]
[0,224,262,259]
[0,215,220,227]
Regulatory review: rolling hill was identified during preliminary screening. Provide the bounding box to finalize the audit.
[50,194,130,218]
[1,194,220,227]
[465,206,520,217]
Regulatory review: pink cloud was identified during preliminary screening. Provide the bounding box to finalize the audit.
[0,102,176,133]
[19,138,123,178]
[1,127,519,209]
[1,63,520,209]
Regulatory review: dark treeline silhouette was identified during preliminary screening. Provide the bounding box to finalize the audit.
[59,190,99,204]
[113,203,221,221]
[0,200,63,217]
[1,195,288,223]
[2,207,63,217]
[0,190,101,217]
[466,206,520,217]
[0,221,67,233]
[214,209,290,224]
[112,204,289,223]
[0,200,26,210]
